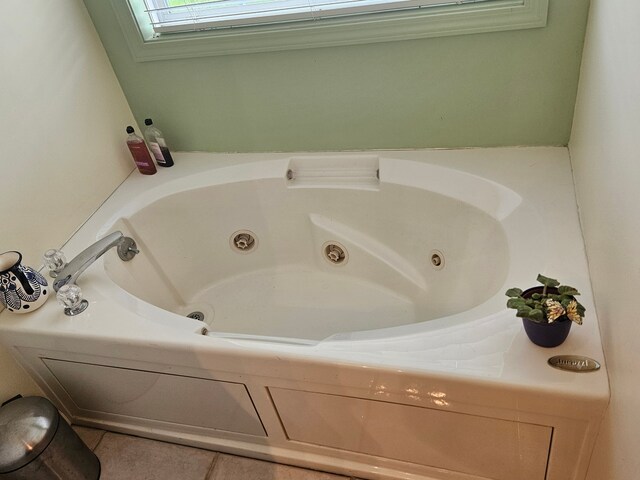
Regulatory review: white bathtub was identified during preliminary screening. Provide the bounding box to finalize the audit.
[0,148,609,480]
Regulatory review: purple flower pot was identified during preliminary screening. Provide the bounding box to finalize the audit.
[521,286,572,348]
[522,317,572,348]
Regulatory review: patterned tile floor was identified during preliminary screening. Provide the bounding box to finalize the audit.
[73,426,362,480]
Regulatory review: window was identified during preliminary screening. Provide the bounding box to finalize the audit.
[145,0,495,33]
[111,0,548,60]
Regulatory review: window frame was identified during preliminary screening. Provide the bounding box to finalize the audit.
[111,0,548,61]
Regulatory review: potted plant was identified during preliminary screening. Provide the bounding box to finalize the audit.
[506,274,585,347]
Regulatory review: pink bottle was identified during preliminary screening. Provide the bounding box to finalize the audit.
[126,126,157,175]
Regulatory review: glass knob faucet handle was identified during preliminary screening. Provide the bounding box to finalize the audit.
[43,249,67,278]
[56,284,89,316]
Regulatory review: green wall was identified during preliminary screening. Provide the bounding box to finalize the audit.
[84,1,590,152]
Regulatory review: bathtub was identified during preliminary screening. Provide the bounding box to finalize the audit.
[0,148,608,480]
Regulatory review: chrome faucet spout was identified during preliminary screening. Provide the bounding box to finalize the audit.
[53,231,138,292]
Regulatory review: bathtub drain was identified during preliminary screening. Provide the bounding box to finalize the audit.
[187,311,205,321]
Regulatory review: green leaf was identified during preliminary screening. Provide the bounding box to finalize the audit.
[532,293,542,300]
[527,309,545,322]
[505,288,523,298]
[516,307,533,318]
[537,274,560,288]
[558,285,580,296]
[507,298,526,309]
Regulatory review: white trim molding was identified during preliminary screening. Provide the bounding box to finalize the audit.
[110,0,549,61]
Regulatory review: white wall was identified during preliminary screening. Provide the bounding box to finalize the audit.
[569,1,640,479]
[0,0,135,401]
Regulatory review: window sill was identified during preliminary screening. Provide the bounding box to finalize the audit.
[111,0,548,61]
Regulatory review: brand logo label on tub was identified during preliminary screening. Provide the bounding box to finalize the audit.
[548,355,601,372]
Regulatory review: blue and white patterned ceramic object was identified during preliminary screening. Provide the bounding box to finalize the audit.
[0,251,49,314]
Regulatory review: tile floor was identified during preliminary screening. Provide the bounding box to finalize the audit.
[73,426,362,480]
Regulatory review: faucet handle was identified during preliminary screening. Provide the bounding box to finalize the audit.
[56,284,89,316]
[43,249,67,278]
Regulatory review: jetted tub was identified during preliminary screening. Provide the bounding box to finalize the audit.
[0,148,609,480]
[102,154,529,344]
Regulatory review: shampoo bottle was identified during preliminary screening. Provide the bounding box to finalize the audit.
[126,126,157,175]
[144,118,174,167]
